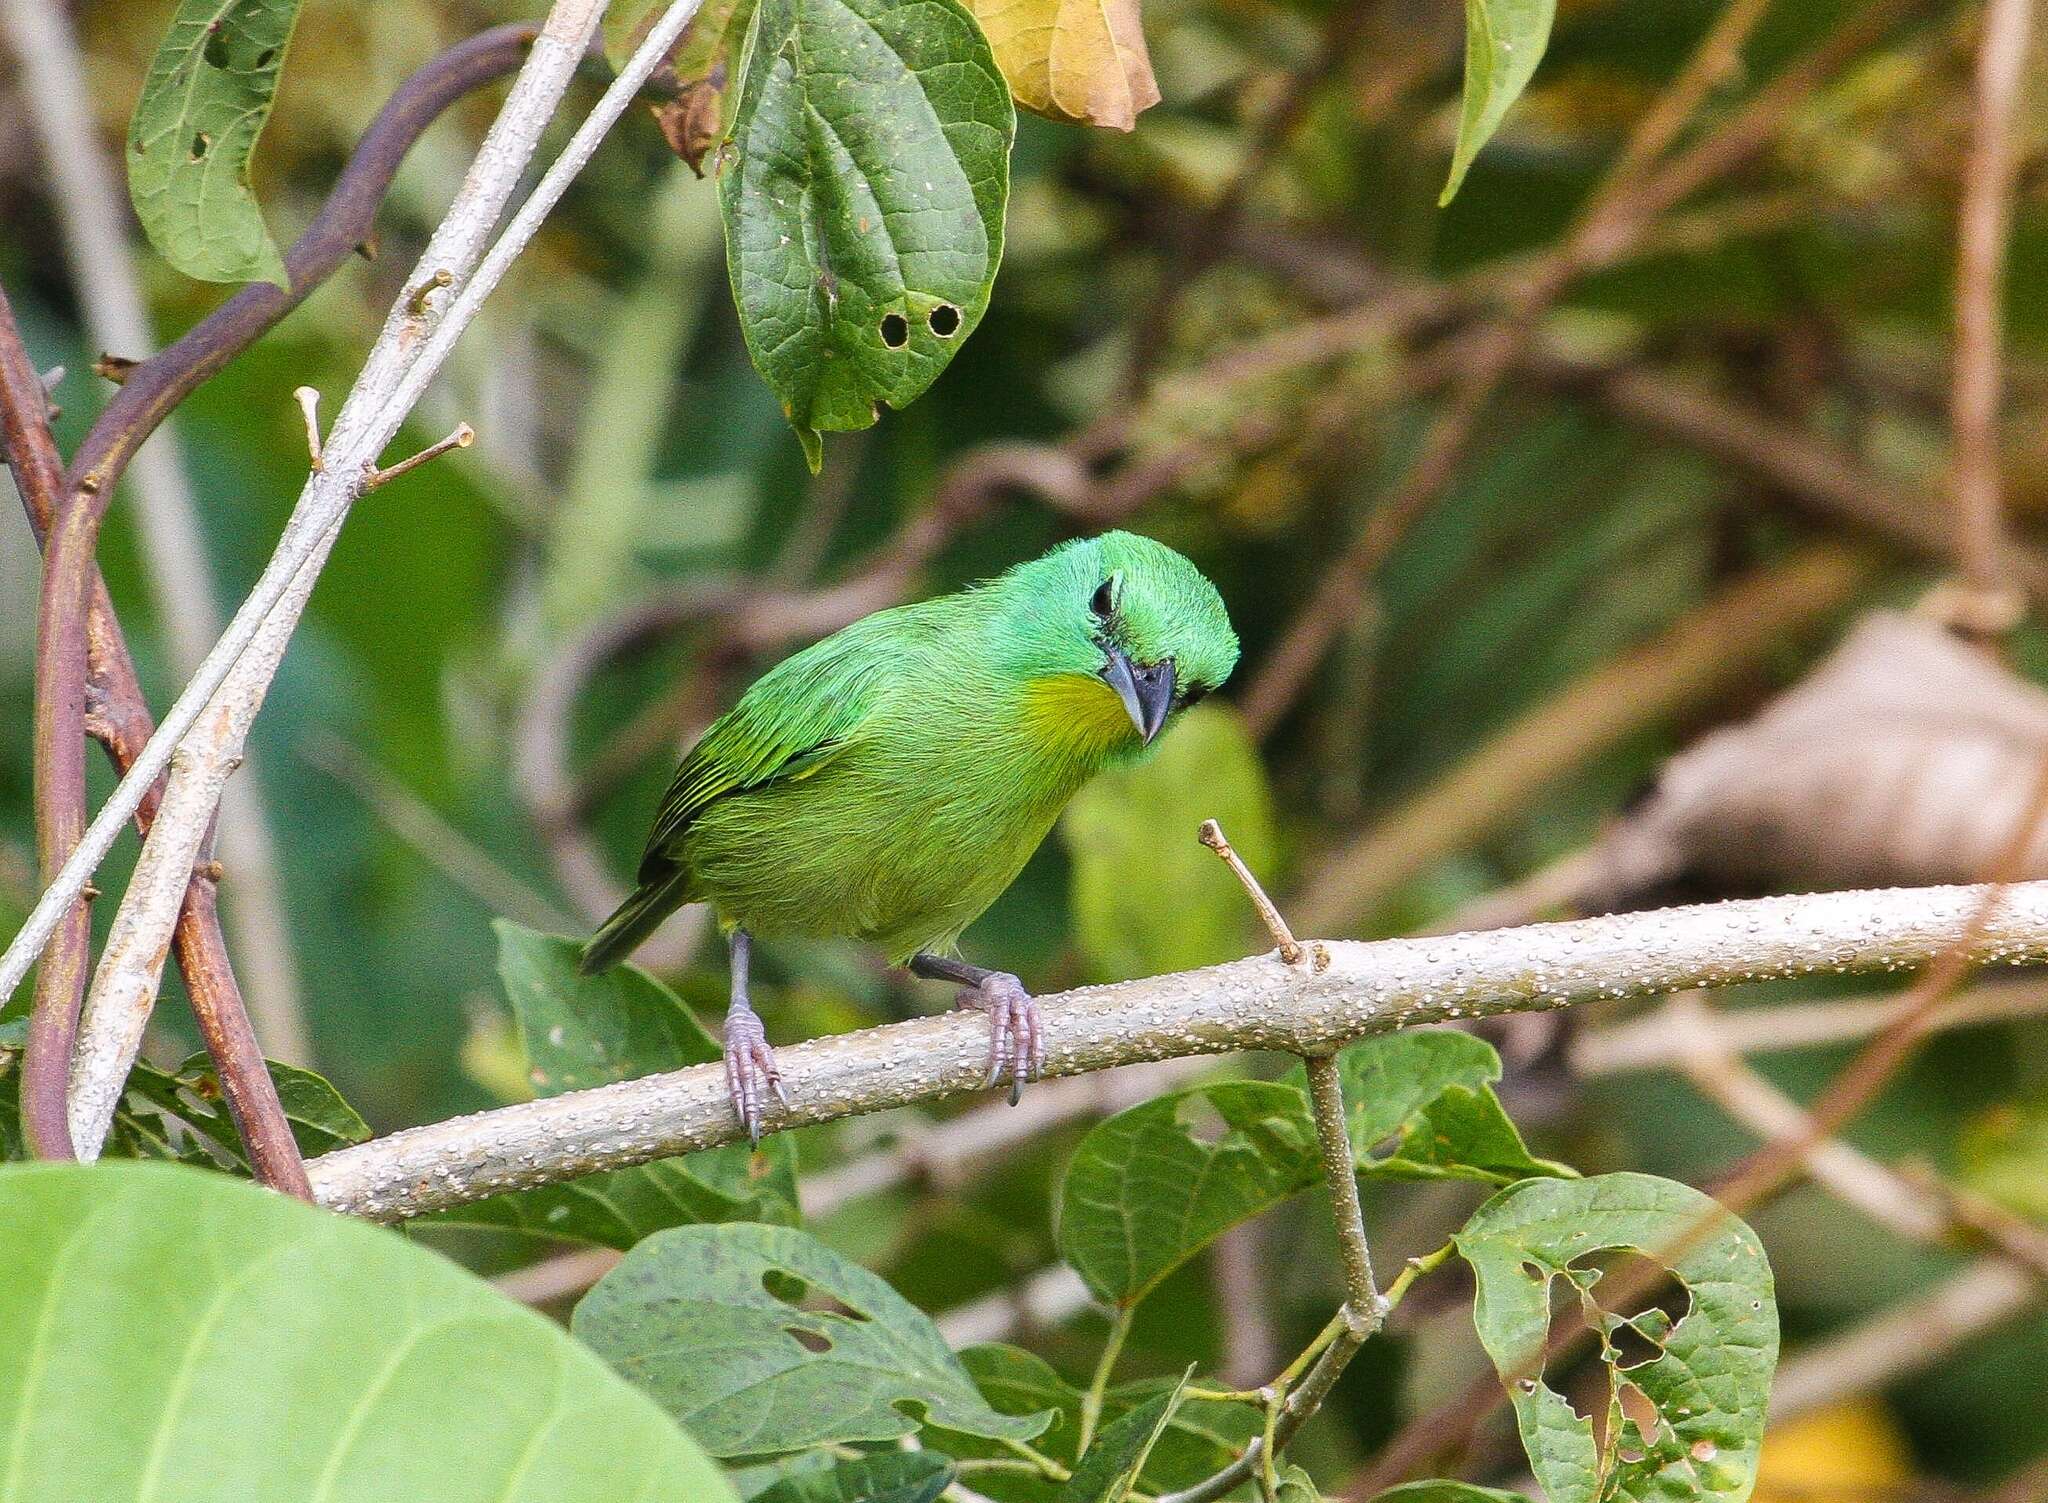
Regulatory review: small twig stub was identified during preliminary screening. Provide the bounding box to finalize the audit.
[1199,818,1304,964]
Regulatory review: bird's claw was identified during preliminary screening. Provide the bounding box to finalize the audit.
[956,971,1042,1104]
[723,1006,787,1145]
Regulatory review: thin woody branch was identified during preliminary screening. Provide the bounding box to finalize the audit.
[307,879,2048,1221]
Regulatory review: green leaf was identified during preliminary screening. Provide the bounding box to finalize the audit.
[752,1452,955,1503]
[1057,1080,1322,1307]
[574,1222,1052,1456]
[1370,1484,1536,1503]
[1277,1466,1326,1503]
[1340,1032,1573,1184]
[1439,0,1556,205]
[1062,703,1279,981]
[718,0,1014,468]
[126,0,304,285]
[925,1349,1257,1502]
[430,923,798,1247]
[0,1160,733,1500]
[1057,1372,1189,1503]
[3,1028,368,1170]
[1454,1173,1778,1503]
[155,1051,370,1159]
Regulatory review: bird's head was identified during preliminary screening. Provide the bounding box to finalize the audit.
[992,532,1239,752]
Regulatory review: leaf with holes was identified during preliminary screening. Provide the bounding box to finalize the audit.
[573,1223,1051,1455]
[1063,703,1278,982]
[607,0,760,173]
[752,1452,955,1503]
[0,1161,733,1500]
[429,923,798,1248]
[1340,1032,1573,1184]
[1057,1372,1189,1503]
[1454,1173,1778,1503]
[719,0,1014,469]
[964,0,1159,129]
[126,0,304,285]
[1057,1081,1321,1308]
[1439,0,1556,205]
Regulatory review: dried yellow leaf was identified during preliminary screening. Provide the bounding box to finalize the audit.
[969,0,1161,130]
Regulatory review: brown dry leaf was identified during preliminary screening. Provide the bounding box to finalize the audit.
[968,0,1161,130]
[651,67,730,177]
[1583,611,2048,904]
[608,0,757,170]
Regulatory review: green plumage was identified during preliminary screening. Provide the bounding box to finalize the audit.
[581,532,1238,974]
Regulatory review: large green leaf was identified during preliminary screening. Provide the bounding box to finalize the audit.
[1439,0,1556,205]
[1454,1173,1778,1503]
[126,0,304,285]
[1062,703,1278,982]
[1057,1080,1322,1308]
[430,924,798,1247]
[752,1452,955,1503]
[718,0,1014,468]
[1340,1032,1573,1184]
[573,1223,1051,1456]
[1057,1372,1188,1503]
[0,1161,733,1499]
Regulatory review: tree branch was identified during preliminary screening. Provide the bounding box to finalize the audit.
[19,0,719,1154]
[306,879,2048,1220]
[1,0,314,1068]
[1947,0,2035,622]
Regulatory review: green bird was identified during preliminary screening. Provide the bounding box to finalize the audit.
[579,531,1239,1140]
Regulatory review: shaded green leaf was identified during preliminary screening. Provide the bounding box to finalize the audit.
[1062,703,1278,981]
[126,0,303,284]
[1454,1173,1778,1503]
[1057,1080,1321,1307]
[161,1051,369,1159]
[1370,1484,1536,1503]
[1340,1032,1572,1184]
[431,923,798,1247]
[1439,0,1556,205]
[574,1222,1052,1455]
[1277,1466,1326,1503]
[1058,1371,1189,1503]
[0,1161,732,1500]
[927,1350,1258,1502]
[753,1452,954,1503]
[719,0,1014,468]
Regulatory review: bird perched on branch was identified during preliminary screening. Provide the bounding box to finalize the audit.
[579,531,1239,1141]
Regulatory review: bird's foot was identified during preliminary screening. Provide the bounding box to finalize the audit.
[954,970,1042,1105]
[723,1005,789,1146]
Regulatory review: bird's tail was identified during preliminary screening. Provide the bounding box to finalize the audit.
[578,865,691,975]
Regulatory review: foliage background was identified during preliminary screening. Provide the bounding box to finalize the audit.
[3,0,2047,1494]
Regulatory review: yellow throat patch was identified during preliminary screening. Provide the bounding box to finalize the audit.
[1021,673,1141,760]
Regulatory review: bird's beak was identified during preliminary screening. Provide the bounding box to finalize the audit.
[1099,647,1175,744]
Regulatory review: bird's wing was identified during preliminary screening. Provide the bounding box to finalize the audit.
[637,615,907,880]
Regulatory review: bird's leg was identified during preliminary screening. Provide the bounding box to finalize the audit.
[723,928,788,1144]
[908,951,1043,1105]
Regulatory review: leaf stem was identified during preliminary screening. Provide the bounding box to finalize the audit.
[1078,1304,1135,1454]
[998,1437,1072,1482]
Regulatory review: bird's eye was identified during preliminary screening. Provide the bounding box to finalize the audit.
[1090,578,1117,620]
[1182,684,1209,708]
